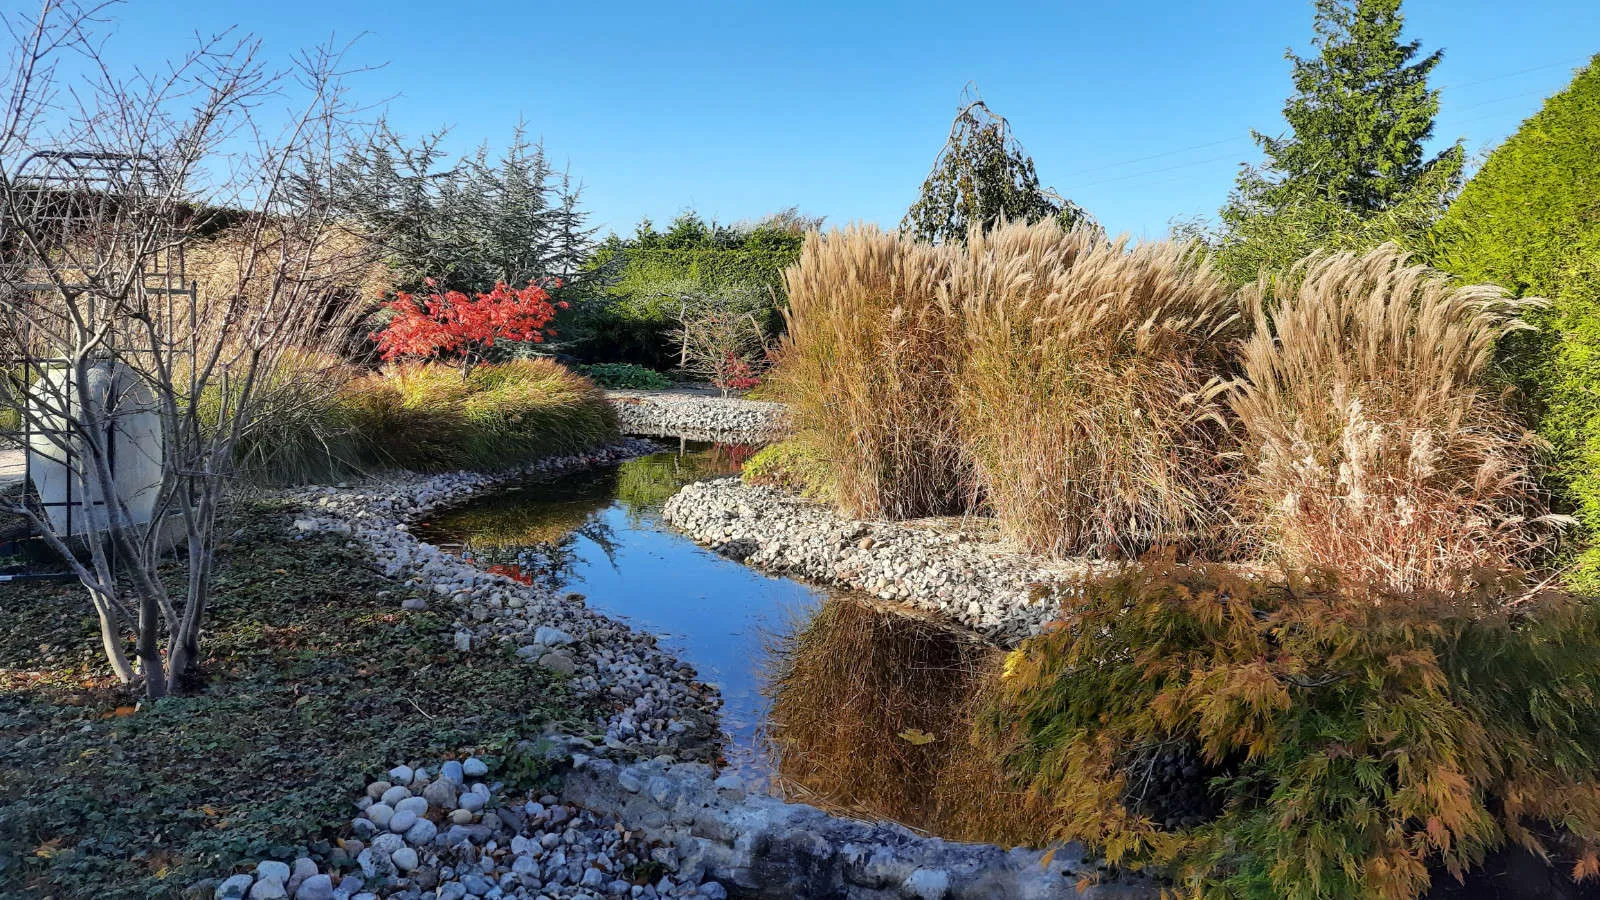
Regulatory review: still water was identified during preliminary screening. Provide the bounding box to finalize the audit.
[414,441,1019,842]
[413,442,822,773]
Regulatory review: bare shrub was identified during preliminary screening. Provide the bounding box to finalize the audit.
[0,3,376,696]
[666,283,771,396]
[773,226,968,519]
[955,222,1241,558]
[1231,246,1563,592]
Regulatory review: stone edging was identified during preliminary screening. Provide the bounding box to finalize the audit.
[661,479,1117,647]
[203,447,1155,899]
[558,753,1155,899]
[607,391,788,445]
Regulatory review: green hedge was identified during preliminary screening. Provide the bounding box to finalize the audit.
[568,246,799,368]
[1433,54,1600,589]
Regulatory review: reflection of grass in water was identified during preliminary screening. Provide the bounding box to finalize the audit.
[424,471,617,549]
[418,444,749,590]
[762,596,1050,847]
[614,444,749,513]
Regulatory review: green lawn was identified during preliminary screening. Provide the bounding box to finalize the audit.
[0,503,596,899]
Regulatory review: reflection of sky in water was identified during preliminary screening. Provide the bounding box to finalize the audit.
[417,444,824,774]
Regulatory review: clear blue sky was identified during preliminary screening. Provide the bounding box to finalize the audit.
[104,0,1599,239]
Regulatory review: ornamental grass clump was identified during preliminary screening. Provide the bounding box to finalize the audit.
[955,222,1242,558]
[983,556,1600,899]
[1231,247,1562,593]
[339,358,618,472]
[772,226,968,519]
[227,351,375,485]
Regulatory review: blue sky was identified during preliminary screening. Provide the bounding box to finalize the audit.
[102,0,1599,238]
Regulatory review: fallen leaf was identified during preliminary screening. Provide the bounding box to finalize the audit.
[897,728,937,746]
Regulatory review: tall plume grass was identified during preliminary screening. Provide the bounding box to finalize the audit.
[1231,246,1561,592]
[955,223,1241,557]
[773,226,968,519]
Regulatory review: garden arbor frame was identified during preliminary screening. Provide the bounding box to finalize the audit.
[0,149,193,581]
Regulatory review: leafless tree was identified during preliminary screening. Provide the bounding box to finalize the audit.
[667,283,773,397]
[0,1,378,697]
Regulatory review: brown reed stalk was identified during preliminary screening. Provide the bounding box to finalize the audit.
[954,221,1242,558]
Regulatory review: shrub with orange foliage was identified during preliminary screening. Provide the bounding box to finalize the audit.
[982,555,1600,899]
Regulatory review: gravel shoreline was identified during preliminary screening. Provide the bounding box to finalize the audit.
[663,478,1117,647]
[607,391,787,445]
[283,440,719,761]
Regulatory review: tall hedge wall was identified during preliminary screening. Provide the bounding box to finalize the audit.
[570,245,801,368]
[1434,55,1600,588]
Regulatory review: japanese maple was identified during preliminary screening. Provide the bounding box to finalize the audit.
[374,279,568,374]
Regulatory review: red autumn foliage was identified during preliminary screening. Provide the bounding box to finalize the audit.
[374,279,569,369]
[722,352,762,392]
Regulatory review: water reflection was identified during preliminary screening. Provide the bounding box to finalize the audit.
[415,441,1038,844]
[416,441,817,770]
[761,597,1046,846]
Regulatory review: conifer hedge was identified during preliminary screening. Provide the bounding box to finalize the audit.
[1433,55,1600,589]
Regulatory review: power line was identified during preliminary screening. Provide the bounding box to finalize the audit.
[1056,56,1589,191]
[1060,136,1247,179]
[1075,152,1244,190]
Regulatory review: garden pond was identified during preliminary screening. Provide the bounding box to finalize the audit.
[414,441,1017,843]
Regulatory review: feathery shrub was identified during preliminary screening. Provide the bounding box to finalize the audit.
[956,223,1241,557]
[772,226,968,519]
[983,557,1600,899]
[1230,247,1557,592]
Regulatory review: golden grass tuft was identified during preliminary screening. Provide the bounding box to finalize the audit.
[1230,245,1562,592]
[955,223,1242,557]
[772,226,969,519]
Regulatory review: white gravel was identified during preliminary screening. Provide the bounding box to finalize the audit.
[283,440,721,759]
[608,390,787,444]
[663,478,1119,646]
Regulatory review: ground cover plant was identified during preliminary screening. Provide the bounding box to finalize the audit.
[981,556,1600,900]
[0,504,593,898]
[576,362,672,390]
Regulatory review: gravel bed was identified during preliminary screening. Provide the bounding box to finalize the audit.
[607,391,787,444]
[197,445,1145,898]
[204,755,728,900]
[662,479,1118,646]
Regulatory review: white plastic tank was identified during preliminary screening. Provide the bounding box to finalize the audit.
[26,361,164,536]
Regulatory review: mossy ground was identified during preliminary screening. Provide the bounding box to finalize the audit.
[0,502,598,899]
